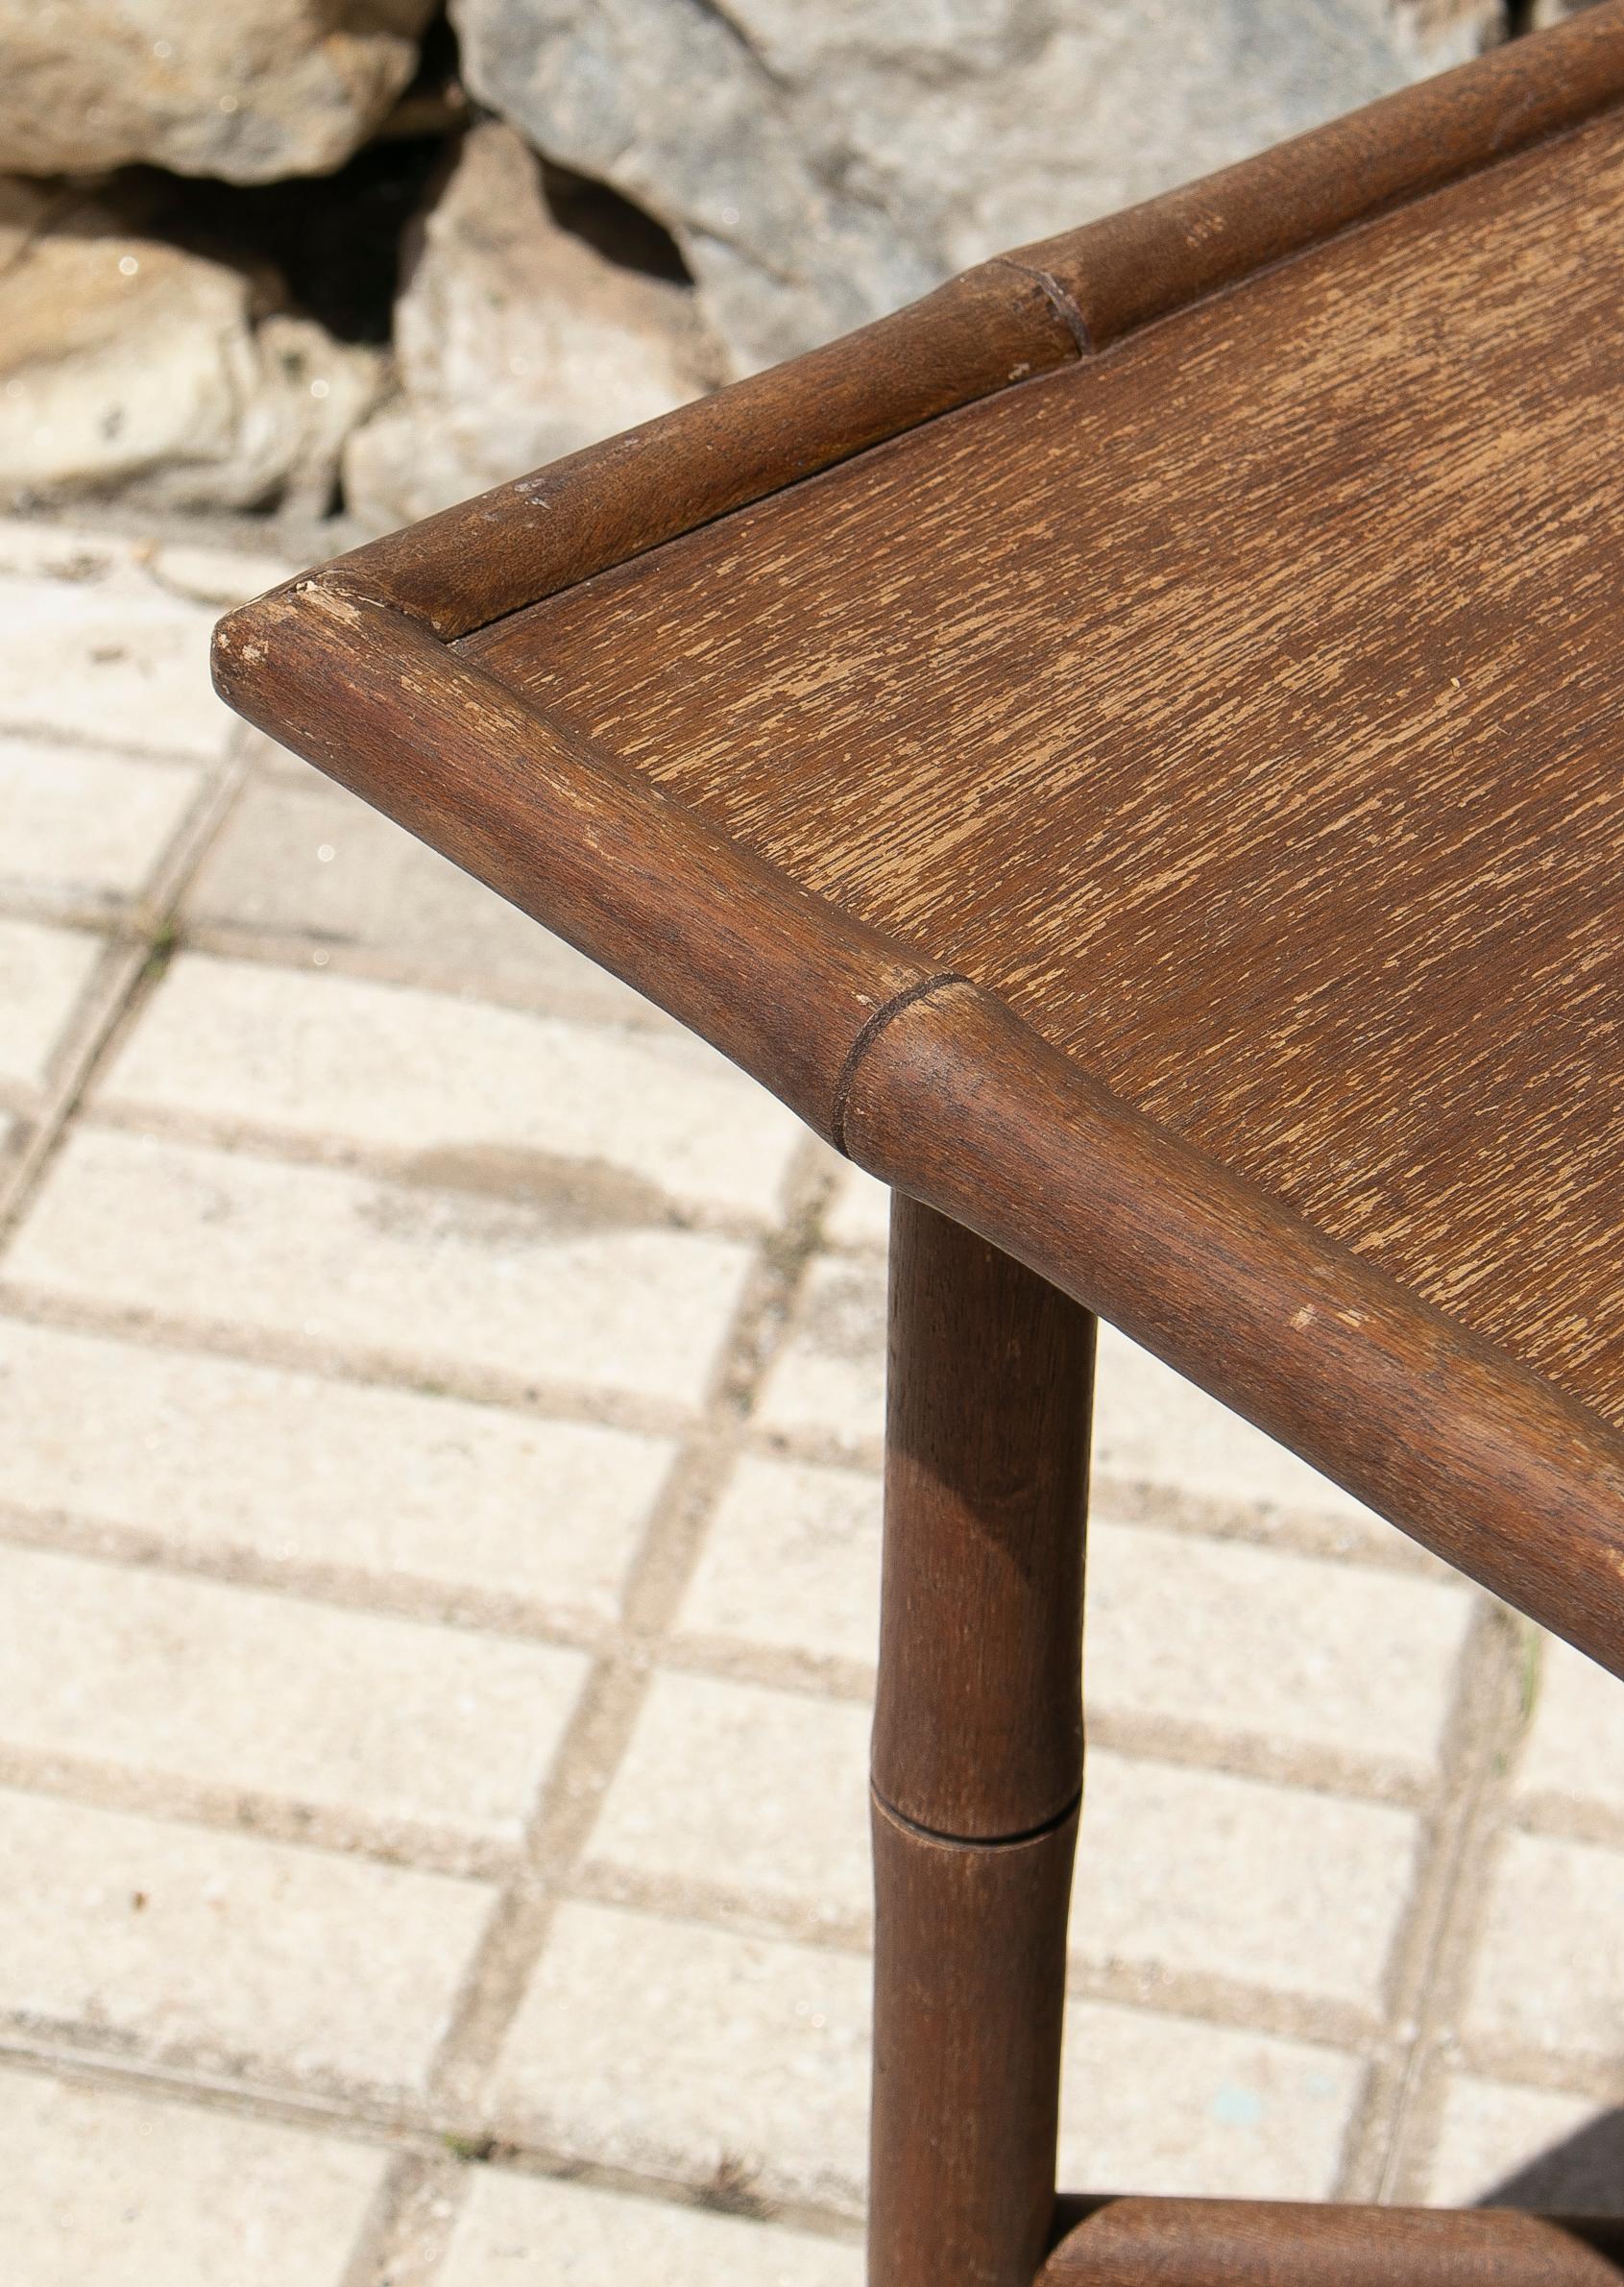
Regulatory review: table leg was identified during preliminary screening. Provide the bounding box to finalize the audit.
[868,1194,1095,2287]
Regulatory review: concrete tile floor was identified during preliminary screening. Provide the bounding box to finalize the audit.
[0,515,1620,2280]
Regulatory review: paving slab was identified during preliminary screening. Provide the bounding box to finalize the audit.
[0,2067,386,2287]
[1071,1751,1418,2019]
[583,1669,872,1931]
[0,564,229,759]
[757,1254,888,1449]
[0,916,105,1095]
[0,1786,494,2089]
[1425,2074,1624,2211]
[0,732,205,912]
[1084,1519,1472,1788]
[1515,1635,1624,1840]
[101,948,802,1223]
[0,1539,588,1853]
[1057,2002,1361,2200]
[823,1163,892,1252]
[440,2171,863,2287]
[585,1669,1418,2018]
[185,771,672,1027]
[6,1124,754,1409]
[759,1255,1410,1556]
[675,1462,1469,1799]
[677,1453,882,1672]
[0,1315,669,1620]
[1089,1326,1395,1535]
[490,1901,872,2216]
[1465,1830,1624,2070]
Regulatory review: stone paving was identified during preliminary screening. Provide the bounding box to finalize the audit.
[0,512,1621,2281]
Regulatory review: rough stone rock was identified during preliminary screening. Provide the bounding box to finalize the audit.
[451,0,1505,375]
[0,0,438,182]
[342,122,718,532]
[0,183,381,513]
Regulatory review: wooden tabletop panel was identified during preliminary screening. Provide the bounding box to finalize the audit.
[465,104,1624,1437]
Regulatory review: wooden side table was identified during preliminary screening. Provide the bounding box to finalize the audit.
[216,9,1624,2282]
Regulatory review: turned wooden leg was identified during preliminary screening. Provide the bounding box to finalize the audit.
[868,1194,1095,2287]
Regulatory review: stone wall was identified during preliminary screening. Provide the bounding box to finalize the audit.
[0,0,1560,532]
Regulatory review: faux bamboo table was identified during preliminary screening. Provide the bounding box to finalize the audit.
[216,9,1624,2282]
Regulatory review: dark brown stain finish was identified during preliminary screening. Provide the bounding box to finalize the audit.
[464,102,1624,1441]
[210,24,1624,2283]
[1043,2197,1624,2284]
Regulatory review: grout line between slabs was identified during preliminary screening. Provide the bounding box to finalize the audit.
[0,735,253,1250]
[0,1285,703,1442]
[338,2157,459,2287]
[0,1482,1455,1816]
[0,712,230,767]
[0,942,150,1231]
[1333,1594,1532,2202]
[0,1253,1436,1589]
[0,872,692,1045]
[1373,1602,1545,2203]
[0,2028,865,2249]
[350,1136,841,2285]
[175,914,692,1035]
[74,1095,778,1248]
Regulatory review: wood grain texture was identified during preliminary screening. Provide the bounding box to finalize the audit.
[1043,2197,1624,2283]
[877,1194,1092,1838]
[214,14,1624,1668]
[314,260,1077,640]
[844,981,1624,1688]
[870,1798,1079,2287]
[464,99,1624,1444]
[868,1196,1088,2287]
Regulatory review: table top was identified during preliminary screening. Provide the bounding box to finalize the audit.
[216,7,1624,1673]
